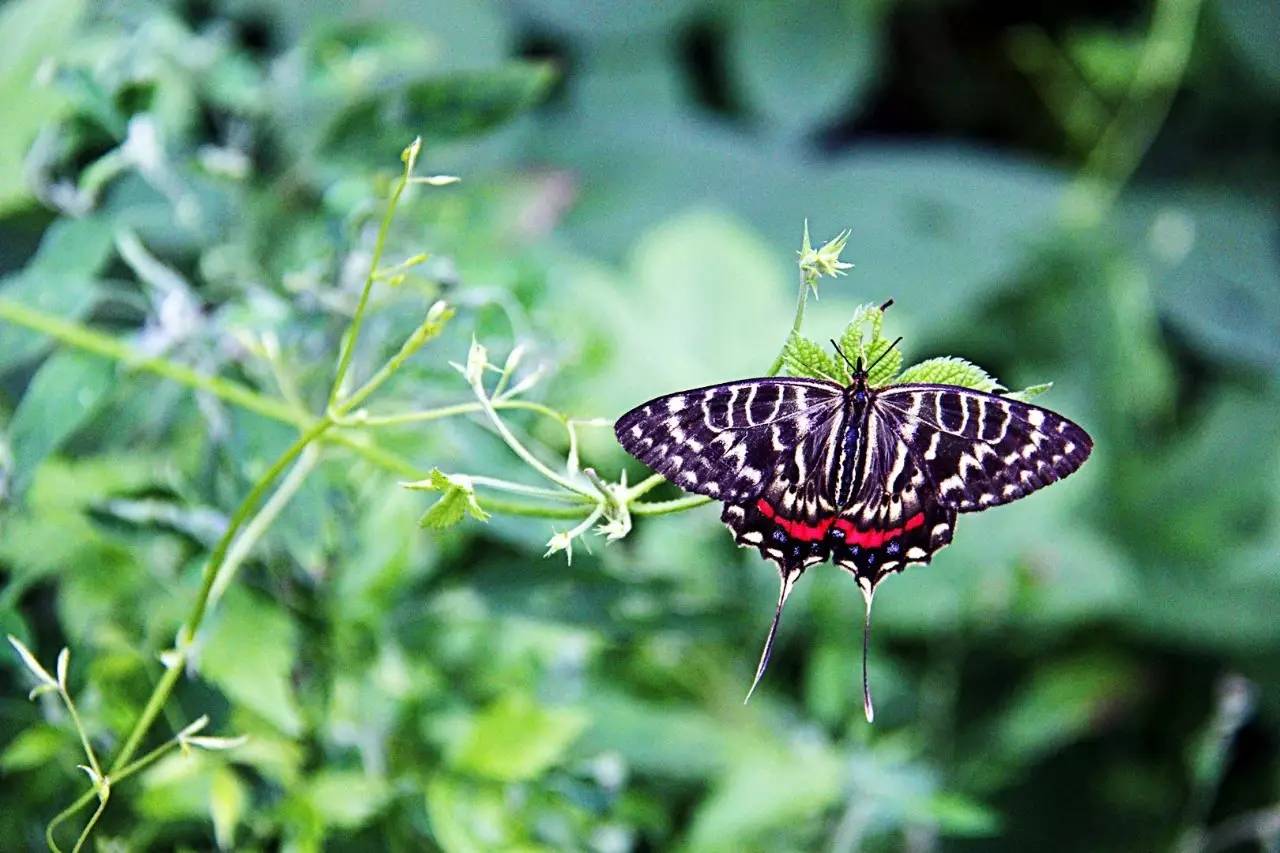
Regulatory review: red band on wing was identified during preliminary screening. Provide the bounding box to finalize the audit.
[755,500,925,547]
[833,511,926,548]
[755,498,833,542]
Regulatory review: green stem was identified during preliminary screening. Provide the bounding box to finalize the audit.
[764,266,813,377]
[337,304,450,413]
[71,790,108,853]
[469,381,592,497]
[59,686,102,779]
[0,297,429,480]
[45,787,96,853]
[0,298,299,425]
[210,444,322,605]
[624,473,667,502]
[631,494,711,516]
[469,476,592,503]
[478,495,595,519]
[1063,0,1203,225]
[358,398,566,429]
[108,417,334,775]
[329,140,419,408]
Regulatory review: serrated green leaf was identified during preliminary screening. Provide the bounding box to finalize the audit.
[782,333,842,382]
[416,469,489,530]
[837,302,890,381]
[1006,382,1052,402]
[865,337,902,387]
[896,356,1003,392]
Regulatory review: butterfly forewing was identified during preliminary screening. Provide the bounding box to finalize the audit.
[615,378,842,504]
[872,384,1093,512]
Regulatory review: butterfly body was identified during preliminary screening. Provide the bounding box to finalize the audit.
[615,360,1092,711]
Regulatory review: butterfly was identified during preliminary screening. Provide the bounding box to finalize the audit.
[614,338,1092,720]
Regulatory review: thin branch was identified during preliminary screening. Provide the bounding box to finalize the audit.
[329,138,420,407]
[1063,0,1204,225]
[210,443,322,605]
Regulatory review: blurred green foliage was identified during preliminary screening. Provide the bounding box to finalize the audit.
[1,0,1279,851]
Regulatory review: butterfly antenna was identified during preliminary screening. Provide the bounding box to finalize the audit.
[879,298,894,312]
[830,339,858,375]
[859,580,877,723]
[866,336,903,375]
[745,569,800,703]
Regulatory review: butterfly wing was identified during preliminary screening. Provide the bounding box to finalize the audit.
[828,406,958,586]
[828,384,1091,586]
[873,384,1093,511]
[615,377,843,509]
[616,377,846,696]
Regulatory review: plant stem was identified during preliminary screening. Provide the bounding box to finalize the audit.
[45,788,95,853]
[108,416,334,775]
[0,298,300,425]
[1063,0,1203,225]
[764,265,813,377]
[624,473,667,502]
[59,687,101,780]
[631,494,711,516]
[329,140,420,408]
[470,380,593,497]
[468,476,592,503]
[358,398,566,429]
[0,297,427,479]
[210,444,322,605]
[478,495,595,519]
[71,790,108,853]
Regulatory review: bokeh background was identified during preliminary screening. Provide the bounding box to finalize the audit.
[1,0,1278,850]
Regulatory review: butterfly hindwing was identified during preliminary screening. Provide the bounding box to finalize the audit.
[829,414,958,584]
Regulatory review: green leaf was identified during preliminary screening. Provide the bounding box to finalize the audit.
[0,216,113,371]
[426,774,522,853]
[864,336,902,387]
[992,652,1141,765]
[210,765,247,850]
[550,210,794,422]
[7,350,114,497]
[689,742,843,848]
[201,590,303,736]
[323,62,556,158]
[0,0,85,214]
[781,333,842,382]
[304,770,391,830]
[1005,382,1052,402]
[727,0,881,137]
[449,692,588,782]
[896,356,1003,392]
[922,792,1001,837]
[415,469,490,530]
[0,725,67,771]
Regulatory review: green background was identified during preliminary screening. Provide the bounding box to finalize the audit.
[1,0,1278,850]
